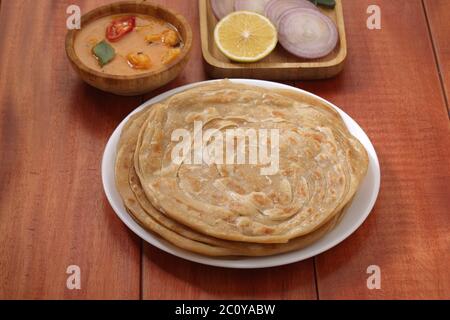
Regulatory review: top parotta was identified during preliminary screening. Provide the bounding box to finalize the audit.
[115,102,347,257]
[134,81,368,244]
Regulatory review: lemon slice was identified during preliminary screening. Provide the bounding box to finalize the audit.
[214,11,278,63]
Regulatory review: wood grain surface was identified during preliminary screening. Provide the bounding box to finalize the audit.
[296,0,450,299]
[0,0,449,300]
[424,0,450,115]
[0,0,142,299]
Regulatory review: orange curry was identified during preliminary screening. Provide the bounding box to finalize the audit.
[74,14,183,76]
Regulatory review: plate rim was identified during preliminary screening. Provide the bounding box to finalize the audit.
[101,79,381,269]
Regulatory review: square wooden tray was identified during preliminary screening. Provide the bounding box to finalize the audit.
[199,0,347,80]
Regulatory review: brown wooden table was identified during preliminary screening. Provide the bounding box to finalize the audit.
[0,0,449,300]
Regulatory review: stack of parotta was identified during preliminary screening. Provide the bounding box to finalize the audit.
[115,81,368,257]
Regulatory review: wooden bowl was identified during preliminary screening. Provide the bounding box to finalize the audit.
[65,0,193,96]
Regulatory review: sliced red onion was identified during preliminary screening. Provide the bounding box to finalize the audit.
[234,0,271,15]
[211,0,235,20]
[278,8,338,59]
[265,0,318,29]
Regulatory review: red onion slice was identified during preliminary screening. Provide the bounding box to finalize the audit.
[211,0,235,20]
[235,0,271,15]
[278,8,338,59]
[265,0,318,29]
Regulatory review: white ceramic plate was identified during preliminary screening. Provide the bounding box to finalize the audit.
[102,79,380,269]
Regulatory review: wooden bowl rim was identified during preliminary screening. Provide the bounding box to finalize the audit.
[65,0,193,81]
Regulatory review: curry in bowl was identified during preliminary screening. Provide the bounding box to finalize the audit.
[74,14,184,76]
[65,1,192,95]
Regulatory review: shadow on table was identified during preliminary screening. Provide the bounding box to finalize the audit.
[67,81,142,135]
[142,244,318,300]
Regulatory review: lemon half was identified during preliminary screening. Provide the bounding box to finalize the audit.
[214,11,278,63]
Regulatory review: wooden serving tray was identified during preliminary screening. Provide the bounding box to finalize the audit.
[199,0,347,80]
